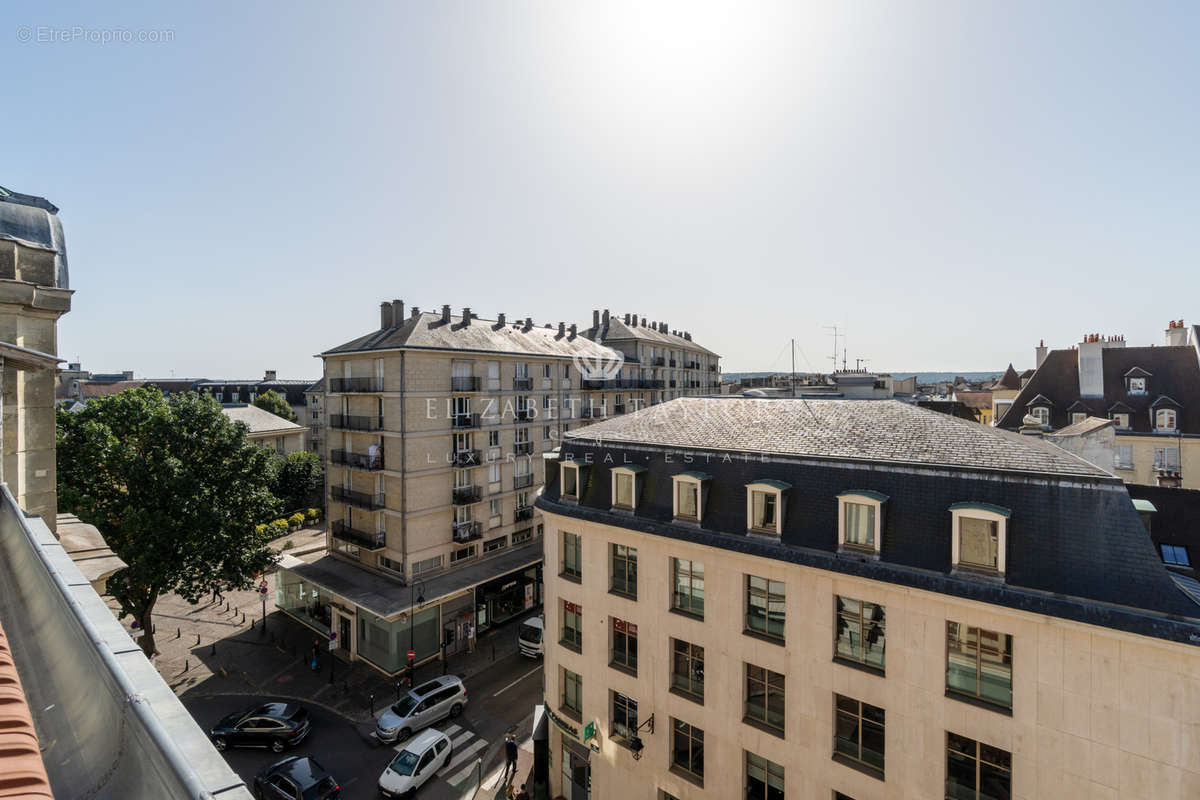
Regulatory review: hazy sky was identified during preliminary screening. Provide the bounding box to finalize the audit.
[4,2,1198,378]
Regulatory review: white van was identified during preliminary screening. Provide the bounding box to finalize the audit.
[517,616,544,658]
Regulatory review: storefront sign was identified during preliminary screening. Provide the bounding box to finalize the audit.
[613,618,637,636]
[563,600,581,615]
[524,583,534,610]
[546,707,580,740]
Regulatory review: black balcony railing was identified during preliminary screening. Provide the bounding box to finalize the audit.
[685,361,700,370]
[652,357,666,366]
[582,407,606,419]
[329,414,384,432]
[330,519,386,550]
[331,449,384,471]
[668,380,677,388]
[451,449,482,467]
[452,413,481,429]
[452,520,482,543]
[452,486,481,505]
[513,377,533,391]
[708,365,718,372]
[669,359,677,367]
[514,506,535,522]
[451,376,481,392]
[328,376,384,393]
[641,379,664,389]
[514,408,534,422]
[514,473,534,489]
[514,441,533,456]
[330,486,386,510]
[614,404,626,415]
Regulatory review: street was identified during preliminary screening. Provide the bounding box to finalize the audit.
[185,648,544,800]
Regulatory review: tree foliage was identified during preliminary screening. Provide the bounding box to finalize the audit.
[270,449,324,512]
[56,388,279,656]
[252,389,297,422]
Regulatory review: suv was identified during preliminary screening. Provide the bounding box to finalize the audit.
[376,675,467,743]
[210,702,312,753]
[377,728,453,798]
[252,756,340,800]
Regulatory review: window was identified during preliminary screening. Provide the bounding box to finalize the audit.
[512,527,534,546]
[484,535,506,553]
[946,732,1011,800]
[833,695,884,775]
[488,429,500,447]
[744,664,785,734]
[450,545,476,564]
[837,491,886,553]
[1155,446,1181,471]
[488,462,501,493]
[412,555,442,575]
[834,596,885,671]
[611,465,645,510]
[1112,412,1130,428]
[950,504,1009,575]
[561,462,581,500]
[611,691,638,742]
[562,532,581,580]
[746,480,788,534]
[1128,376,1147,394]
[1156,408,1178,431]
[611,618,638,673]
[746,575,785,641]
[543,363,552,378]
[946,622,1013,710]
[561,668,582,717]
[1114,444,1133,470]
[1070,411,1086,425]
[672,472,709,521]
[670,719,704,784]
[670,639,704,700]
[745,751,784,800]
[610,544,637,598]
[561,600,582,650]
[1029,406,1048,425]
[1161,544,1190,566]
[671,558,704,618]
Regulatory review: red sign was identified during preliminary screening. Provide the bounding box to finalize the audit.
[563,600,581,615]
[407,650,416,660]
[612,618,636,636]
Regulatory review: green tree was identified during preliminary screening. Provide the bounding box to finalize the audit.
[252,389,297,422]
[270,450,324,512]
[56,388,279,657]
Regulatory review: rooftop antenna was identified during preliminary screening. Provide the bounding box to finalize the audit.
[791,338,796,398]
[824,326,839,375]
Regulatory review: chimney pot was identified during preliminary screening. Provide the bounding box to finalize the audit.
[442,304,451,323]
[392,299,404,324]
[623,313,630,324]
[264,370,277,382]
[603,309,610,324]
[497,312,506,326]
[592,310,600,329]
[558,322,565,336]
[380,301,394,329]
[411,306,420,318]
[525,317,533,330]
[462,307,471,325]
[632,314,638,327]
[569,323,577,338]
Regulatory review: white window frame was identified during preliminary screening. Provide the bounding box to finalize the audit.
[671,472,709,522]
[950,504,1010,576]
[1114,444,1133,470]
[837,491,887,555]
[1128,377,1147,395]
[1069,412,1086,425]
[610,465,646,511]
[1156,408,1178,432]
[1030,406,1049,425]
[1112,412,1130,429]
[745,480,789,536]
[561,461,583,501]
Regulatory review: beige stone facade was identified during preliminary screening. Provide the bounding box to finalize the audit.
[541,510,1200,800]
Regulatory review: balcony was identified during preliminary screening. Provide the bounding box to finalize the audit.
[451,449,482,467]
[582,407,606,419]
[669,359,677,367]
[451,376,481,392]
[452,520,482,543]
[328,377,383,393]
[708,365,718,372]
[452,486,481,505]
[581,378,611,390]
[614,404,626,415]
[331,448,384,471]
[686,361,700,370]
[452,413,481,429]
[514,441,533,456]
[640,379,664,389]
[652,357,666,366]
[330,519,386,551]
[330,486,386,510]
[514,473,534,490]
[329,414,384,432]
[669,380,677,388]
[513,377,533,391]
[514,408,534,422]
[514,505,535,522]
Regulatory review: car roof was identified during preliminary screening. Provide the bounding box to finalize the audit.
[412,675,461,696]
[404,728,449,751]
[523,617,544,629]
[273,756,330,787]
[253,702,294,718]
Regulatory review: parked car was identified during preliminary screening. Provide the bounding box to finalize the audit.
[377,728,453,798]
[210,702,312,753]
[517,616,544,658]
[375,675,467,743]
[253,756,340,800]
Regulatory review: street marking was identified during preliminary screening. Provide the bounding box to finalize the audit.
[442,738,488,777]
[491,664,542,697]
[451,730,474,748]
[443,723,463,737]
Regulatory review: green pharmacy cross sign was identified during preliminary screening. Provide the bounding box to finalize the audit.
[583,721,596,741]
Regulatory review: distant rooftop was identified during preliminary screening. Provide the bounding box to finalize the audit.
[221,403,303,434]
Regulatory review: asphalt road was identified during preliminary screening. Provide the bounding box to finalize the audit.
[184,649,544,800]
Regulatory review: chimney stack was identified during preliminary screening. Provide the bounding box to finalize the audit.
[623,313,630,324]
[592,310,600,329]
[264,370,277,382]
[1166,320,1188,347]
[603,309,610,325]
[411,306,420,318]
[380,301,394,329]
[1035,339,1047,369]
[497,312,506,327]
[569,324,577,338]
[441,304,451,324]
[524,317,533,331]
[393,299,404,324]
[462,307,472,325]
[632,314,638,327]
[558,322,566,337]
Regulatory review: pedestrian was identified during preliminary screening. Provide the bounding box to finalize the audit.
[514,783,529,800]
[310,639,320,672]
[503,733,518,782]
[212,585,223,604]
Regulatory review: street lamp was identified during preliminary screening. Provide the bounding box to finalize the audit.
[328,631,337,684]
[406,581,426,688]
[258,579,269,637]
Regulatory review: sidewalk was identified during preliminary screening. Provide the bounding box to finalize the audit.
[478,731,535,800]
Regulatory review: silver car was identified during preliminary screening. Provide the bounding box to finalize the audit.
[375,675,468,743]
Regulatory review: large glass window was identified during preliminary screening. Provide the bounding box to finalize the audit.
[614,472,634,509]
[745,751,784,800]
[671,719,704,782]
[946,732,1011,800]
[562,668,582,716]
[672,558,704,617]
[751,491,777,531]
[561,600,582,650]
[946,623,1013,710]
[958,517,999,570]
[611,617,638,673]
[562,532,581,580]
[611,691,638,742]
[275,570,332,635]
[744,664,785,734]
[356,607,438,674]
[843,502,875,550]
[676,481,699,519]
[833,694,885,774]
[562,464,579,499]
[834,596,885,671]
[611,543,637,598]
[671,639,704,700]
[746,575,786,641]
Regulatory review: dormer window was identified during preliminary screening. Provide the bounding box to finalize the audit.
[561,460,585,501]
[746,480,789,536]
[1156,408,1178,432]
[672,471,710,522]
[950,503,1010,576]
[837,491,887,555]
[610,465,646,511]
[1069,412,1086,425]
[1129,377,1146,394]
[1030,406,1049,425]
[1112,413,1130,429]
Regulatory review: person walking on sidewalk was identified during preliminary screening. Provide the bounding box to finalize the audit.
[310,639,321,672]
[502,733,518,783]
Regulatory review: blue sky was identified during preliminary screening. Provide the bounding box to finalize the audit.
[4,1,1198,378]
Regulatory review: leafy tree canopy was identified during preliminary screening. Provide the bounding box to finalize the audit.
[270,449,324,513]
[252,389,297,422]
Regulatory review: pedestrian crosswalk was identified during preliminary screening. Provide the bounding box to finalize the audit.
[388,722,489,791]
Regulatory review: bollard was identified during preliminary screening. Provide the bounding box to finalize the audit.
[211,642,216,656]
[184,659,189,672]
[395,680,401,702]
[196,633,201,645]
[241,611,246,624]
[369,693,375,716]
[176,627,181,639]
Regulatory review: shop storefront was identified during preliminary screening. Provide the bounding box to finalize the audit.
[276,569,333,635]
[356,606,440,674]
[475,563,542,632]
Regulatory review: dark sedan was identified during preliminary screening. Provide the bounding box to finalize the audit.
[253,756,340,800]
[210,702,312,753]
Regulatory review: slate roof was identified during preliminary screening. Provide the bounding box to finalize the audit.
[996,345,1200,433]
[1127,484,1200,580]
[304,376,326,393]
[567,397,1111,478]
[80,380,144,398]
[1048,416,1114,437]
[990,363,1021,390]
[951,390,992,409]
[221,404,303,435]
[586,315,719,357]
[325,311,619,360]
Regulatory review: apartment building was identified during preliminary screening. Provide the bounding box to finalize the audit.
[276,301,719,677]
[537,397,1200,800]
[304,376,326,457]
[996,322,1200,489]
